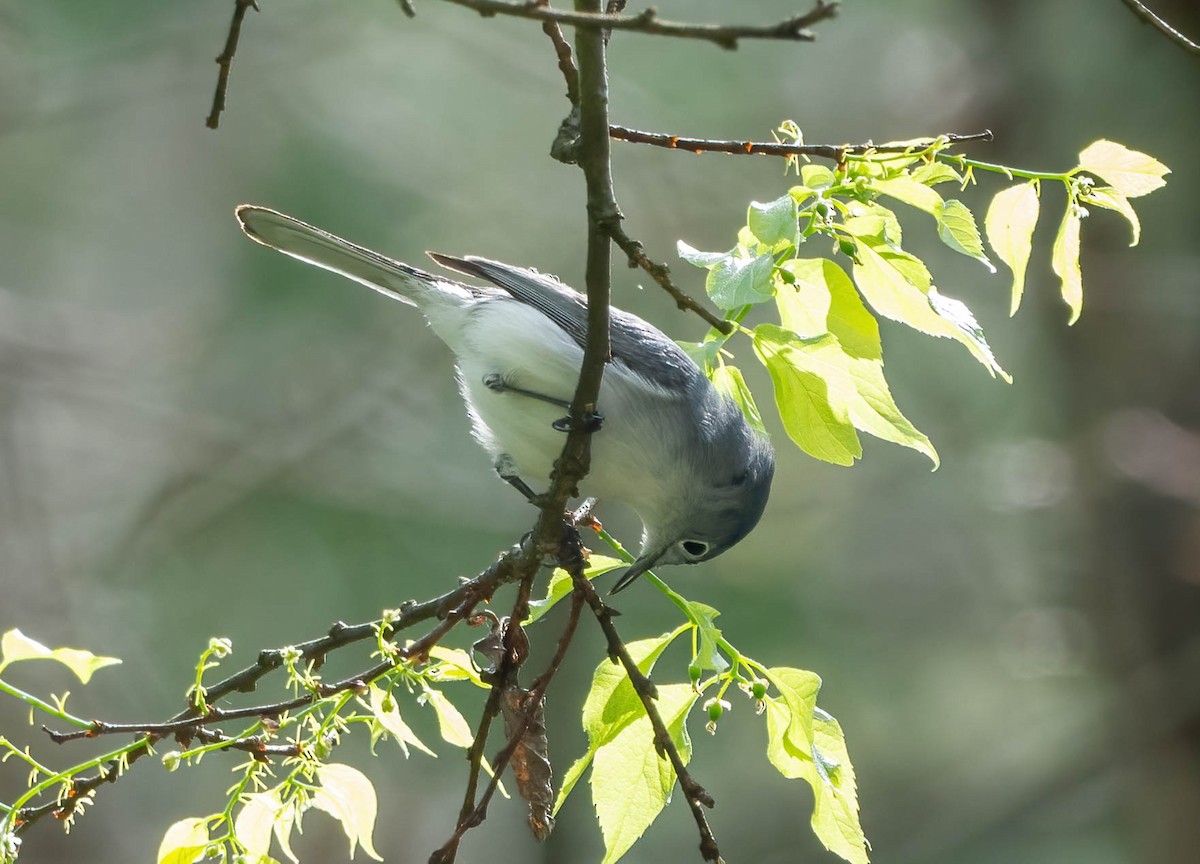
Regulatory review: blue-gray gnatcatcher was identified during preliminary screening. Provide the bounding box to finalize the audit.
[236,206,774,592]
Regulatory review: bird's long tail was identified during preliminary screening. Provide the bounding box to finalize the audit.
[236,205,448,307]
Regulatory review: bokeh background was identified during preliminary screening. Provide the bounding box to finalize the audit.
[2,1,1198,862]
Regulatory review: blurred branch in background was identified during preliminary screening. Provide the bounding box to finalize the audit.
[1118,0,1200,56]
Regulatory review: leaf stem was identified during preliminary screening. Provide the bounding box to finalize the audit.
[0,679,93,730]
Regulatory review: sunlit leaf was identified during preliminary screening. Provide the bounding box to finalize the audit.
[706,253,775,309]
[752,328,861,466]
[675,241,726,268]
[683,602,728,674]
[909,162,962,186]
[801,164,837,190]
[779,258,881,360]
[927,288,1009,382]
[234,793,282,863]
[984,183,1040,315]
[1052,206,1083,324]
[1081,186,1140,246]
[312,763,383,861]
[368,685,436,758]
[711,364,766,435]
[593,684,698,864]
[156,817,211,864]
[424,687,474,749]
[748,195,799,247]
[0,628,121,684]
[935,200,994,271]
[554,630,686,814]
[1077,140,1169,198]
[873,177,943,215]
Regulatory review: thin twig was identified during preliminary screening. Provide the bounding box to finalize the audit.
[604,221,732,334]
[1118,0,1200,57]
[610,123,994,160]
[536,0,580,104]
[440,0,839,50]
[206,0,260,129]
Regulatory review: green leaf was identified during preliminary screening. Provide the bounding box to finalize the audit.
[850,241,1008,380]
[706,253,775,310]
[711,364,766,436]
[0,628,121,684]
[810,709,868,864]
[313,764,383,862]
[555,630,686,814]
[156,817,211,864]
[801,164,837,190]
[1052,206,1083,324]
[684,602,728,674]
[984,183,1040,315]
[1077,140,1169,198]
[752,328,861,466]
[526,556,623,624]
[748,195,799,247]
[1081,186,1140,246]
[909,161,962,186]
[927,288,1009,382]
[762,666,821,754]
[935,199,994,271]
[676,241,726,268]
[761,673,869,864]
[779,258,881,360]
[424,687,474,749]
[368,685,436,758]
[873,177,943,215]
[593,683,699,864]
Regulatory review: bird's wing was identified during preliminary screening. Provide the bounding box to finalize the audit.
[427,253,699,392]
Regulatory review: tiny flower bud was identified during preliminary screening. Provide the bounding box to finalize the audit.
[161,751,182,772]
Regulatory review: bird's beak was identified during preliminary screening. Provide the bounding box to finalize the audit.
[610,546,667,594]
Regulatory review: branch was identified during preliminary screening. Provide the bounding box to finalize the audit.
[440,0,839,49]
[1118,0,1200,57]
[206,0,260,129]
[610,123,994,160]
[564,528,722,862]
[604,222,732,334]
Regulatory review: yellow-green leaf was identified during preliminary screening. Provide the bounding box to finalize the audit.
[526,556,623,625]
[313,763,383,862]
[752,328,861,466]
[873,177,943,215]
[423,687,474,749]
[1081,186,1140,246]
[593,684,698,864]
[984,183,1040,315]
[711,363,766,435]
[1077,140,1169,198]
[0,628,121,684]
[368,685,436,758]
[156,817,211,864]
[780,258,881,360]
[936,200,994,271]
[1052,207,1083,324]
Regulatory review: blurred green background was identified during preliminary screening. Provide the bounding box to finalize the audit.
[2,1,1198,862]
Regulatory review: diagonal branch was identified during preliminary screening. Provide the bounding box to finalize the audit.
[440,0,839,49]
[1118,0,1200,57]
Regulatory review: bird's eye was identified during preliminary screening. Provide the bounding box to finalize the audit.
[681,540,709,559]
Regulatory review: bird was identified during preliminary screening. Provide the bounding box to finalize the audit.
[236,206,774,592]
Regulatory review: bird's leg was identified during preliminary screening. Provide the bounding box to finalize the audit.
[494,454,546,507]
[482,373,604,434]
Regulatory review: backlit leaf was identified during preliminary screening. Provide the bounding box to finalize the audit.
[0,628,121,684]
[936,200,994,271]
[1052,206,1083,324]
[313,764,383,861]
[748,195,799,247]
[711,364,766,435]
[706,253,775,309]
[1081,186,1140,246]
[156,817,211,864]
[1077,140,1169,198]
[984,183,1039,315]
[873,177,943,215]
